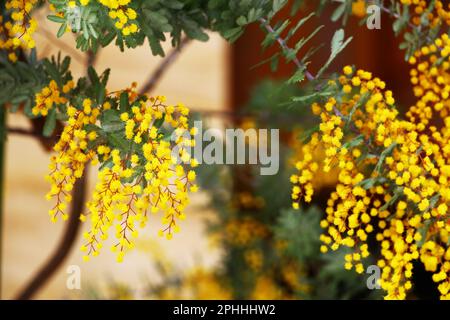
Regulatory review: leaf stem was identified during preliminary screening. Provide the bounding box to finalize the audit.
[259,17,316,82]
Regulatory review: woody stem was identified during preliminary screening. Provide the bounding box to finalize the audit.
[0,106,6,299]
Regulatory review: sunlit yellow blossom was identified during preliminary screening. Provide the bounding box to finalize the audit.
[292,63,450,299]
[32,80,73,116]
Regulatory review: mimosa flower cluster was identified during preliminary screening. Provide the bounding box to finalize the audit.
[0,0,140,63]
[5,0,38,49]
[46,101,100,222]
[288,129,339,197]
[401,0,450,26]
[54,0,139,36]
[97,0,139,36]
[43,84,198,262]
[292,39,450,298]
[0,0,38,62]
[63,0,139,34]
[32,80,74,116]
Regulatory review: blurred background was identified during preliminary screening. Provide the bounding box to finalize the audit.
[2,2,416,299]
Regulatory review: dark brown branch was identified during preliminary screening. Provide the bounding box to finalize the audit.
[139,37,191,95]
[15,167,88,300]
[4,116,64,152]
[29,118,65,152]
[86,49,98,67]
[7,127,39,136]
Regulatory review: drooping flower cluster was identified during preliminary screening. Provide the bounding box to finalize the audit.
[408,33,450,124]
[288,125,339,210]
[46,100,100,222]
[292,48,450,299]
[291,134,319,205]
[43,84,198,262]
[0,16,17,62]
[0,0,38,62]
[4,0,38,48]
[82,96,198,262]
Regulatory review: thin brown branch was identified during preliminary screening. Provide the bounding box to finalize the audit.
[29,117,64,151]
[15,167,88,300]
[139,37,191,95]
[7,127,39,136]
[36,26,86,64]
[86,49,98,67]
[5,115,64,151]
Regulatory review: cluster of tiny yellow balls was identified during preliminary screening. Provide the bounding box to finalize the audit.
[32,80,74,116]
[0,0,38,62]
[1,0,140,61]
[67,0,139,36]
[351,0,367,18]
[82,96,198,262]
[351,1,450,29]
[401,0,450,27]
[46,100,100,223]
[41,83,198,262]
[292,54,450,299]
[97,0,139,36]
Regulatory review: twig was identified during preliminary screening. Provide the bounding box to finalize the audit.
[36,26,86,64]
[15,167,88,300]
[0,106,6,299]
[86,49,97,67]
[259,17,315,81]
[380,4,416,29]
[139,37,191,95]
[380,2,438,54]
[7,127,41,137]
